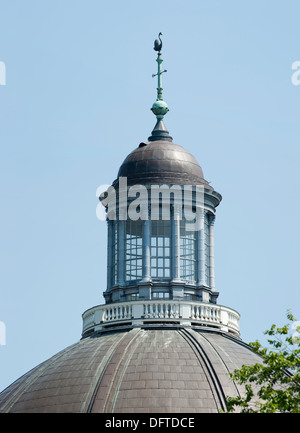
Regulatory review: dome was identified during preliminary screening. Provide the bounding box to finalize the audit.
[0,328,262,413]
[114,140,211,187]
[0,35,255,415]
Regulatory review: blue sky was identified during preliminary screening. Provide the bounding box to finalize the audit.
[0,0,300,392]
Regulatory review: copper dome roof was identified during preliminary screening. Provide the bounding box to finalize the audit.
[0,328,262,413]
[114,140,211,188]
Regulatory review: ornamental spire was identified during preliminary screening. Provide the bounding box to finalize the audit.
[149,33,172,142]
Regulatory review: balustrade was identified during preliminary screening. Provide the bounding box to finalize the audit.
[82,300,240,336]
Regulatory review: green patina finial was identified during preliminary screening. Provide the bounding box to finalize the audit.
[148,33,172,142]
[151,33,169,120]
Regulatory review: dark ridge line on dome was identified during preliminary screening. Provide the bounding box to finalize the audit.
[190,330,242,400]
[85,331,132,413]
[214,330,255,350]
[178,328,228,412]
[109,329,146,412]
[79,333,128,411]
[102,329,142,413]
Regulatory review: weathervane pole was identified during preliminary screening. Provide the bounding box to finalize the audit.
[151,33,169,120]
[148,33,172,142]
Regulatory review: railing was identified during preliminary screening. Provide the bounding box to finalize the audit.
[82,300,240,337]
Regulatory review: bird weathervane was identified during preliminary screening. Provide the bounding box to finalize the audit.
[154,32,163,53]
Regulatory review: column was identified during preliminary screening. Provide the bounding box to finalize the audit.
[142,219,151,282]
[196,209,206,286]
[209,214,216,291]
[117,220,126,285]
[171,208,181,281]
[106,220,114,290]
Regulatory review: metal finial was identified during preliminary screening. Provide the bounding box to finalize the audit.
[151,33,169,120]
[149,34,172,142]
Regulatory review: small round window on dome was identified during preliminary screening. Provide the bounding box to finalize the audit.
[139,142,147,148]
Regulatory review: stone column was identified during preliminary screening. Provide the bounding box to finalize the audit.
[106,220,114,290]
[196,209,206,286]
[209,214,216,291]
[172,208,181,281]
[117,220,126,285]
[142,219,151,282]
